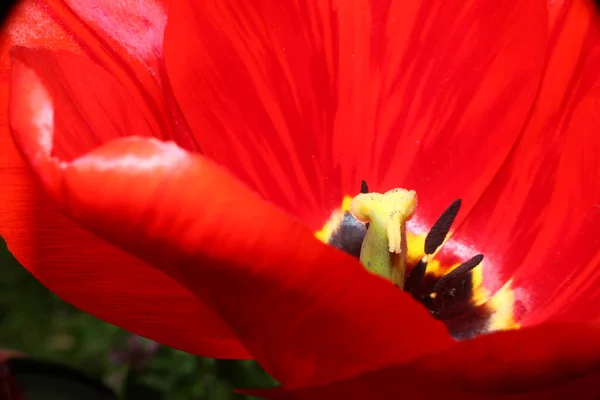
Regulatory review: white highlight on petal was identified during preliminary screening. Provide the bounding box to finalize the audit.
[72,138,189,172]
[36,100,54,156]
[66,0,167,60]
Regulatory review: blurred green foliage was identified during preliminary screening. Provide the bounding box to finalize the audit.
[0,238,275,399]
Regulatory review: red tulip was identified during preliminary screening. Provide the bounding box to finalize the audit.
[1,0,599,397]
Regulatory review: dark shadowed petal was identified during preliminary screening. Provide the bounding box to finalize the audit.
[164,0,547,230]
[2,48,249,359]
[244,323,600,399]
[452,0,600,326]
[9,58,454,388]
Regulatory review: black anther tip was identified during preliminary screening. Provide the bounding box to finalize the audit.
[424,199,462,255]
[360,180,369,194]
[432,254,484,293]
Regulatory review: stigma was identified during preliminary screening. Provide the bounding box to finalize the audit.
[349,188,417,288]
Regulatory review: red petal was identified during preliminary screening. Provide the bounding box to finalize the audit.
[245,323,600,399]
[164,0,547,230]
[6,0,196,151]
[9,57,453,387]
[453,0,600,325]
[1,49,249,359]
[51,0,184,142]
[11,46,167,160]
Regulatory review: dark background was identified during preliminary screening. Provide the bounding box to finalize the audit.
[0,238,275,399]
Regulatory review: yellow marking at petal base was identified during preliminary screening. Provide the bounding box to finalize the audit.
[315,196,353,243]
[423,258,443,276]
[470,262,490,306]
[487,279,519,332]
[406,231,426,265]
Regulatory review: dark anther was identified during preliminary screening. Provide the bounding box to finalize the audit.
[328,213,367,258]
[404,258,428,298]
[424,199,462,255]
[432,254,484,293]
[360,180,369,194]
[360,180,370,228]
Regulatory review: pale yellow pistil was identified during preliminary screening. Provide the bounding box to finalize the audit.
[350,189,418,289]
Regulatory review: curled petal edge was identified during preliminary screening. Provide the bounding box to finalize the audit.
[9,52,454,387]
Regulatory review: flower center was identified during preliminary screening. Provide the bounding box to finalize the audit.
[315,181,487,323]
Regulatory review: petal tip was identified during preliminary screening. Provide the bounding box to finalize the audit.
[9,52,55,162]
[8,50,64,201]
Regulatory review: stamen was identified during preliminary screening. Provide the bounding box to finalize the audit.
[424,199,462,255]
[432,254,484,293]
[432,298,470,321]
[404,257,428,298]
[430,272,479,321]
[329,213,367,258]
[361,180,369,194]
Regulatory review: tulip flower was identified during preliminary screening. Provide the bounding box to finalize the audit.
[1,0,599,397]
